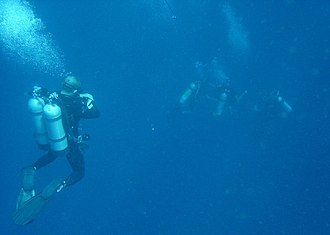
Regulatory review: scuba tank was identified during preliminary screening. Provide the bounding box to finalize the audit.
[43,93,68,152]
[28,87,68,152]
[180,81,199,105]
[277,96,292,113]
[213,92,228,118]
[28,93,48,149]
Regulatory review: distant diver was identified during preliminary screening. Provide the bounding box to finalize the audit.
[178,58,246,119]
[254,90,293,119]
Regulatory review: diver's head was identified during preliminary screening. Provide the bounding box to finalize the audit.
[61,75,82,97]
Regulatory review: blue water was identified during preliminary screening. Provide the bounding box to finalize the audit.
[1,0,329,234]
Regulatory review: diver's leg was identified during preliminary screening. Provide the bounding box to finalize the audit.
[65,145,85,186]
[13,178,66,225]
[33,151,58,170]
[16,166,36,210]
[16,151,60,209]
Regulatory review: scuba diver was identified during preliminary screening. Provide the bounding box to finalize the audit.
[274,91,293,118]
[254,90,293,119]
[251,90,293,147]
[177,61,206,114]
[165,62,204,121]
[204,75,247,119]
[178,58,246,119]
[179,80,202,114]
[206,79,236,119]
[13,75,100,225]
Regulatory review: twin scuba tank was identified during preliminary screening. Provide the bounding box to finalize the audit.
[28,88,68,152]
[180,81,200,106]
[276,95,292,118]
[180,81,229,118]
[213,91,228,118]
[277,96,292,113]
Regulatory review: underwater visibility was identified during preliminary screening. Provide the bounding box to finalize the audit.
[0,0,329,234]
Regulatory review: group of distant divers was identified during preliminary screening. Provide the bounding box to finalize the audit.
[177,58,292,121]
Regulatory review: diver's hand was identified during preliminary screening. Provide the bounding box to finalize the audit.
[80,93,95,110]
[80,93,94,101]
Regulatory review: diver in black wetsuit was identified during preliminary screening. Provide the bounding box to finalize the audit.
[32,75,100,187]
[14,75,100,225]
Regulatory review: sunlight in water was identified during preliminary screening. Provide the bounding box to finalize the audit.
[0,0,65,77]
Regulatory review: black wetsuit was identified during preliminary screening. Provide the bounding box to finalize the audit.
[33,92,100,186]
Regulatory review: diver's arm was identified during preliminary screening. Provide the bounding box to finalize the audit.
[84,103,100,118]
[80,93,100,119]
[233,90,247,104]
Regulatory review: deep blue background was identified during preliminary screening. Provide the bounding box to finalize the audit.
[1,0,330,234]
